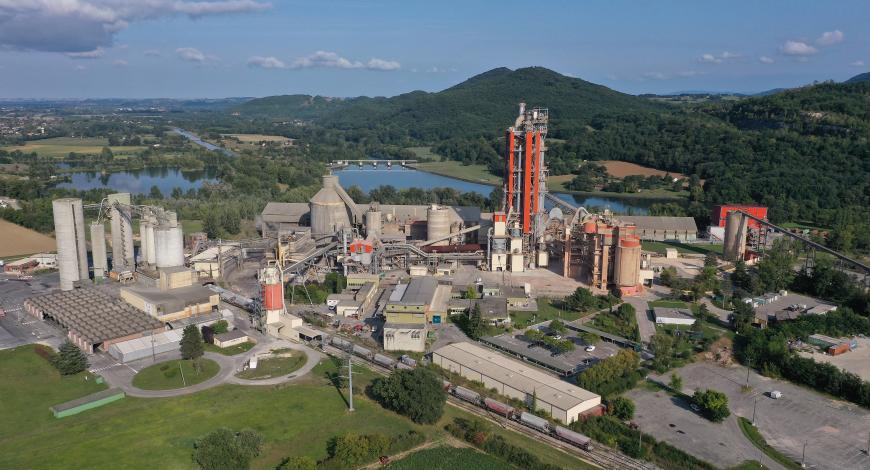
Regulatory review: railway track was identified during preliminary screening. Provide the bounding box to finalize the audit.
[322,344,659,470]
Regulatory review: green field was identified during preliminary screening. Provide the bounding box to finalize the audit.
[386,446,510,470]
[204,341,255,356]
[414,162,501,185]
[642,241,723,255]
[131,358,220,390]
[406,146,443,161]
[1,137,146,158]
[648,300,690,308]
[236,353,306,380]
[0,346,598,470]
[510,297,584,328]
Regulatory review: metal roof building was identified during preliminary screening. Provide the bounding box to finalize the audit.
[432,342,601,424]
[618,216,698,242]
[108,329,183,363]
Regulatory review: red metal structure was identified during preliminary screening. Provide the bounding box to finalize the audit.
[532,130,541,215]
[712,205,768,229]
[523,131,533,234]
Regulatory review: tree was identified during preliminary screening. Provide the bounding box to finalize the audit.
[180,324,204,361]
[693,389,730,422]
[608,396,635,420]
[549,319,566,333]
[659,267,678,287]
[704,252,718,268]
[669,372,683,392]
[203,209,221,239]
[368,368,446,424]
[100,146,114,162]
[650,333,675,372]
[171,187,184,199]
[756,239,797,292]
[54,340,88,375]
[616,303,635,322]
[149,185,163,199]
[463,285,479,299]
[464,303,485,340]
[211,320,229,334]
[221,207,241,234]
[193,428,263,470]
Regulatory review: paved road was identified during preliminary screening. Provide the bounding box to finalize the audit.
[623,295,655,343]
[700,298,731,323]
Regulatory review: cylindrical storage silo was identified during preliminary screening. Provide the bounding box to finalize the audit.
[723,211,746,262]
[155,226,184,268]
[145,219,157,265]
[309,175,351,238]
[615,237,641,287]
[366,210,382,239]
[427,205,450,246]
[90,223,108,279]
[110,207,125,270]
[259,266,284,311]
[139,220,149,264]
[52,198,88,291]
[165,211,178,228]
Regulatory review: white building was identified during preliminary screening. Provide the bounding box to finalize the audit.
[653,307,696,326]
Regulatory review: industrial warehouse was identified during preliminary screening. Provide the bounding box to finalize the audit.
[431,342,602,424]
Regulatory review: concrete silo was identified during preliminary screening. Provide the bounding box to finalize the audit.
[145,216,157,265]
[53,198,89,290]
[365,208,382,239]
[155,226,184,268]
[90,223,108,279]
[614,237,641,288]
[427,205,450,246]
[310,175,352,238]
[139,220,150,264]
[107,192,134,270]
[723,211,748,262]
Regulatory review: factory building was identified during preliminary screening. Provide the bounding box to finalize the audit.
[653,307,696,326]
[383,277,443,352]
[432,342,601,424]
[259,202,311,237]
[564,215,643,295]
[189,244,242,280]
[710,204,767,250]
[617,216,698,242]
[120,267,219,322]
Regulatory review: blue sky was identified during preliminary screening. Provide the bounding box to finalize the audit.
[0,0,866,98]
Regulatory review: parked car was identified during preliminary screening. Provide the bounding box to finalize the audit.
[769,390,783,399]
[585,345,596,352]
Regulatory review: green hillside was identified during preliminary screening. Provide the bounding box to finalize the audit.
[845,71,870,83]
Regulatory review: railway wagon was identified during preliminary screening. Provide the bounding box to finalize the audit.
[442,380,452,391]
[453,386,482,404]
[518,411,551,433]
[554,425,593,451]
[373,353,396,368]
[352,344,373,360]
[330,336,351,350]
[483,397,514,418]
[399,355,417,367]
[396,362,413,370]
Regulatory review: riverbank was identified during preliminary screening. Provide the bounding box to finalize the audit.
[412,162,687,201]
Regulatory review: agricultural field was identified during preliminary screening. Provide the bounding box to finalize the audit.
[1,137,146,158]
[0,219,56,258]
[0,347,596,470]
[598,160,690,180]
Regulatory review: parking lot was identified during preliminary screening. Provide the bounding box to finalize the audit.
[0,272,65,350]
[482,327,622,375]
[634,362,870,470]
[798,337,870,381]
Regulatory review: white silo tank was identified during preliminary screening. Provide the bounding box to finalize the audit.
[145,218,157,265]
[155,226,184,268]
[53,198,88,291]
[427,205,450,246]
[366,210,382,238]
[90,223,108,279]
[139,220,149,264]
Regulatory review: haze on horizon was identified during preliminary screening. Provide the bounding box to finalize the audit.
[0,0,866,99]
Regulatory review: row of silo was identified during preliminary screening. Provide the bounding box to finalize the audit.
[53,198,89,291]
[139,210,184,269]
[108,193,134,270]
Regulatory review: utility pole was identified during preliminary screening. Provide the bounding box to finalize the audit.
[745,358,752,388]
[341,354,355,412]
[752,396,758,425]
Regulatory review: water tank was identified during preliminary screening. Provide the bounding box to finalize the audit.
[260,266,284,311]
[310,175,351,238]
[723,211,748,262]
[52,198,88,291]
[155,226,184,268]
[366,210,382,239]
[139,220,149,264]
[615,237,641,287]
[427,205,450,246]
[90,223,108,279]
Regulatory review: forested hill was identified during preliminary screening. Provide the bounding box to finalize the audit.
[845,71,870,83]
[234,67,665,140]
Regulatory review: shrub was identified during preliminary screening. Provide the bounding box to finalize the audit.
[193,428,262,470]
[368,368,446,424]
[607,396,635,421]
[693,389,730,422]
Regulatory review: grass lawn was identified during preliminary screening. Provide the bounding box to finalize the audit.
[726,461,769,470]
[0,348,599,470]
[510,298,584,328]
[205,341,255,356]
[131,358,220,390]
[405,146,443,161]
[236,353,306,380]
[386,446,511,470]
[737,417,802,470]
[642,241,723,255]
[414,161,501,185]
[648,300,690,308]
[1,137,145,158]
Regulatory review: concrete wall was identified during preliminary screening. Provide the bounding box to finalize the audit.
[383,327,425,352]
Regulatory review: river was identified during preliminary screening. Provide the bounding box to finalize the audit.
[333,167,664,215]
[56,167,219,195]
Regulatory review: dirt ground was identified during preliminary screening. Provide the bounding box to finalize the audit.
[798,337,870,381]
[599,160,689,180]
[0,220,55,258]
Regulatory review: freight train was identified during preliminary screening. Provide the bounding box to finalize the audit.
[329,336,418,370]
[445,382,593,451]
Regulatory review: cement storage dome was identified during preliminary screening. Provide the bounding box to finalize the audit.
[310,175,353,238]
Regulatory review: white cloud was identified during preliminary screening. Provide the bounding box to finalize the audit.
[780,40,818,56]
[0,1,271,53]
[366,58,400,71]
[112,59,128,66]
[816,30,844,46]
[699,51,741,64]
[143,49,161,57]
[176,47,209,62]
[65,47,105,59]
[289,51,401,71]
[850,60,865,67]
[759,56,775,64]
[247,56,287,69]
